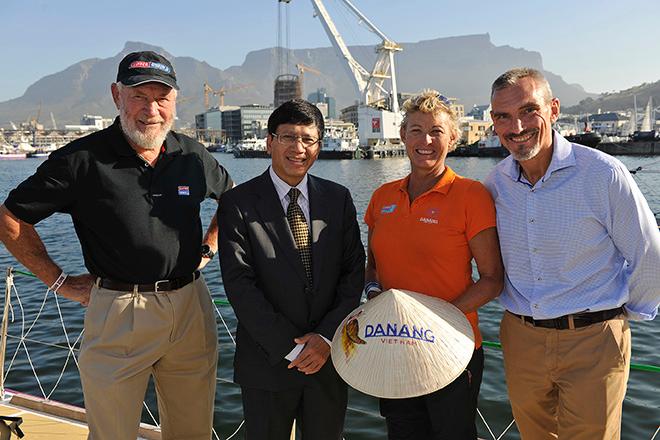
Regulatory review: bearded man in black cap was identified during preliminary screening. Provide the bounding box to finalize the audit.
[0,51,233,439]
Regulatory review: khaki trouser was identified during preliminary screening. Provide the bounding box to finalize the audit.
[79,276,218,440]
[500,311,630,440]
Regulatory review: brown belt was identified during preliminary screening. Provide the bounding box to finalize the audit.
[509,307,624,330]
[97,271,200,293]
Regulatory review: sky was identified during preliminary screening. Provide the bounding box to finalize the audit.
[2,0,659,102]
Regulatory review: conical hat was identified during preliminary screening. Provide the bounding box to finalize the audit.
[330,289,474,399]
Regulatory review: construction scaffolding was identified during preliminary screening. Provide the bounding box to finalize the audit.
[274,74,301,108]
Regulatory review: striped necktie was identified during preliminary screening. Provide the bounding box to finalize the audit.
[287,188,313,286]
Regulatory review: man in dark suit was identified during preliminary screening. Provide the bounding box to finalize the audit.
[218,99,365,440]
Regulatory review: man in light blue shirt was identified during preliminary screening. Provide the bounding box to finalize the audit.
[484,67,660,440]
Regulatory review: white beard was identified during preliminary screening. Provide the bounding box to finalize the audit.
[511,141,542,162]
[119,109,174,151]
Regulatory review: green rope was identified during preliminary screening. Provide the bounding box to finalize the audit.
[481,340,660,373]
[8,268,660,373]
[482,340,502,349]
[11,270,36,278]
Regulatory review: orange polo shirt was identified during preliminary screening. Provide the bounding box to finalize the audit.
[364,166,496,347]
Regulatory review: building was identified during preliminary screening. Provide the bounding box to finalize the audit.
[307,88,336,119]
[222,104,274,143]
[195,106,227,143]
[274,74,301,108]
[64,114,113,132]
[314,102,329,119]
[194,104,273,143]
[460,118,492,145]
[339,104,359,128]
[467,104,491,121]
[447,99,464,120]
[558,112,629,136]
[584,113,627,135]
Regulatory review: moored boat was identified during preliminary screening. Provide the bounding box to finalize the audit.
[566,131,602,148]
[0,145,27,160]
[320,120,360,159]
[233,137,269,158]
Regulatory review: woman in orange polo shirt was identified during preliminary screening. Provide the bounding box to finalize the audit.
[364,90,504,439]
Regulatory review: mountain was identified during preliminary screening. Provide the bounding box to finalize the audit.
[564,80,660,114]
[0,36,597,128]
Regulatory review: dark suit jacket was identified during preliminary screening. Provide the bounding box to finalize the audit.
[218,170,365,390]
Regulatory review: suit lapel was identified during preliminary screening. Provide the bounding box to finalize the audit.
[308,175,329,291]
[254,171,308,283]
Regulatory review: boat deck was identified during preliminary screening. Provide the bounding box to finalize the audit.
[0,400,87,439]
[0,390,160,439]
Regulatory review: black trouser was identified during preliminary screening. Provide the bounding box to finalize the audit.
[241,380,347,440]
[380,347,484,440]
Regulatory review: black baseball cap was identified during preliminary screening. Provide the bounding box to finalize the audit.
[116,51,179,90]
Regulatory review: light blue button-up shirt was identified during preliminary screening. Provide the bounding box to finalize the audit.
[484,131,660,321]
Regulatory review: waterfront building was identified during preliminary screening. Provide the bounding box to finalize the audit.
[583,112,628,135]
[195,106,229,143]
[460,118,492,145]
[467,104,491,121]
[64,114,113,132]
[340,104,359,128]
[222,104,274,143]
[308,88,337,119]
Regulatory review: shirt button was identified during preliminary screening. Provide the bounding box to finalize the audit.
[530,188,535,193]
[537,276,542,281]
[529,218,535,223]
[533,304,539,309]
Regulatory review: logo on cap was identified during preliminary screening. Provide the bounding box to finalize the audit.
[128,61,172,74]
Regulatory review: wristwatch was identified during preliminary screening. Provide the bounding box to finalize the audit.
[201,244,216,259]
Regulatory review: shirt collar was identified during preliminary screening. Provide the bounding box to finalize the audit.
[397,166,457,196]
[269,166,309,204]
[502,130,576,182]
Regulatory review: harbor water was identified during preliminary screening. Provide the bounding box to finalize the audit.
[0,154,659,439]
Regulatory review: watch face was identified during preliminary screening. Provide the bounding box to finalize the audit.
[201,244,214,258]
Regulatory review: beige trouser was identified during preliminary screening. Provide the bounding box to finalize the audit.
[79,276,218,440]
[500,311,630,440]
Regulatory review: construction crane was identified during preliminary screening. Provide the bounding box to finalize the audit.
[310,0,402,112]
[204,82,253,108]
[295,63,321,97]
[216,84,253,107]
[203,82,215,109]
[50,112,57,130]
[25,103,42,130]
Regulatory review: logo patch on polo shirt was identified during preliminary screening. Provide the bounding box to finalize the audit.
[419,207,439,224]
[178,186,190,196]
[381,204,396,214]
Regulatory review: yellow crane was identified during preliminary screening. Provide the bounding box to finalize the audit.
[203,82,215,109]
[203,83,253,109]
[216,84,253,107]
[295,63,321,96]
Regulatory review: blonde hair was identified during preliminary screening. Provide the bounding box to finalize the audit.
[401,89,460,151]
